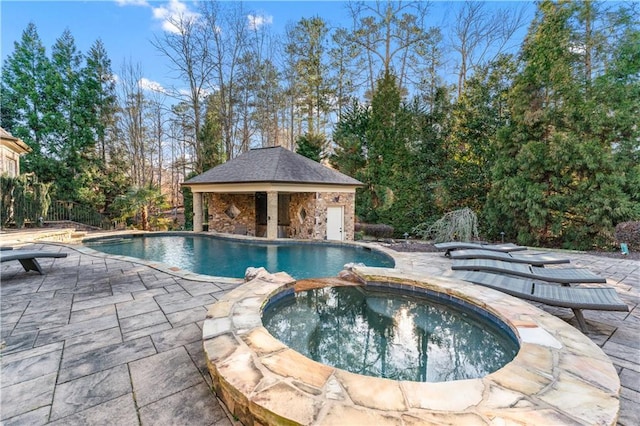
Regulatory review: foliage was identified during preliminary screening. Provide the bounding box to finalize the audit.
[443,55,516,215]
[296,133,326,162]
[182,186,193,231]
[111,186,169,231]
[354,223,395,239]
[485,0,639,249]
[32,181,52,224]
[615,222,640,251]
[285,16,332,135]
[413,207,479,243]
[1,24,126,213]
[0,174,52,228]
[332,72,449,235]
[13,177,27,228]
[1,176,15,227]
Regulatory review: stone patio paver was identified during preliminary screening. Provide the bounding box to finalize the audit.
[0,239,638,425]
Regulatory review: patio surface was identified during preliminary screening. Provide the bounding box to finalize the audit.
[1,234,638,425]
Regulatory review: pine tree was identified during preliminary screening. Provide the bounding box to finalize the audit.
[445,55,516,215]
[486,0,637,248]
[0,23,51,174]
[296,133,325,162]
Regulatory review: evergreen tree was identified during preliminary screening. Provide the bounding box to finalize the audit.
[46,29,95,201]
[486,0,637,248]
[332,71,449,234]
[0,23,51,174]
[285,16,332,135]
[444,55,516,215]
[198,94,225,171]
[296,133,326,162]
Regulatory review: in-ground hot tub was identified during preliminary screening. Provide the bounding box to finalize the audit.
[262,282,519,383]
[203,266,621,425]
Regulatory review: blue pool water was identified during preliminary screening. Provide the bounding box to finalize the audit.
[85,234,394,279]
[263,285,519,382]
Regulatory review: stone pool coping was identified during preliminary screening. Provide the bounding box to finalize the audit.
[203,266,621,425]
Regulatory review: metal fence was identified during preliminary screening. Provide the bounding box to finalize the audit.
[12,199,113,230]
[45,201,112,229]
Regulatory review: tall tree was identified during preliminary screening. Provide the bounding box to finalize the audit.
[152,10,215,173]
[449,1,527,96]
[285,16,332,136]
[486,0,637,248]
[346,0,438,95]
[46,29,99,201]
[329,28,360,122]
[444,55,516,214]
[201,1,251,159]
[117,60,148,187]
[0,23,51,175]
[78,39,123,209]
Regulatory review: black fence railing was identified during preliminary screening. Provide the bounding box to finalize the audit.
[45,201,112,229]
[11,199,114,230]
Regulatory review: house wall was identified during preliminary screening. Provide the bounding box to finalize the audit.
[207,193,256,235]
[0,145,20,177]
[206,191,356,240]
[288,193,316,239]
[314,192,356,241]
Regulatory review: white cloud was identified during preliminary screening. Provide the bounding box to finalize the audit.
[139,77,166,93]
[152,0,200,34]
[247,14,273,31]
[114,0,149,7]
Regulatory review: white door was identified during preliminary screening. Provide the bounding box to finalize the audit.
[326,206,344,241]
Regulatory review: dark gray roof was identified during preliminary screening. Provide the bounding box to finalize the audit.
[184,146,363,186]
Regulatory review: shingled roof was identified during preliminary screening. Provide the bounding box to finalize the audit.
[184,146,362,186]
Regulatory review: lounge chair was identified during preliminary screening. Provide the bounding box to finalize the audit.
[0,250,68,274]
[451,258,606,284]
[434,241,527,257]
[454,271,628,332]
[449,249,570,266]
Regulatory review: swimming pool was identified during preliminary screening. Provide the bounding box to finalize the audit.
[85,233,394,279]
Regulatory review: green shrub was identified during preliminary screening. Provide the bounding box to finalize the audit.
[413,207,479,243]
[355,223,395,239]
[615,221,640,251]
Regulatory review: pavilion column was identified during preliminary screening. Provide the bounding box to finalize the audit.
[266,190,278,239]
[193,191,203,232]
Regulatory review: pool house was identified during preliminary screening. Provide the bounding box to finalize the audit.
[182,146,363,240]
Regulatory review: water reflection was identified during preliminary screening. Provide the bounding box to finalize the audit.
[87,236,394,278]
[262,286,519,382]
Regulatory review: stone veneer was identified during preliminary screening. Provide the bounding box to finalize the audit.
[208,194,256,236]
[203,266,621,426]
[207,191,356,240]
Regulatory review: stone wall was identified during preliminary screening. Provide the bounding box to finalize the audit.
[288,193,316,239]
[314,192,356,241]
[207,193,256,235]
[206,191,356,240]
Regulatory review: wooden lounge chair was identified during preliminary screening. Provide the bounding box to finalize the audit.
[434,241,527,257]
[0,250,68,274]
[449,249,570,266]
[451,258,606,284]
[454,271,629,332]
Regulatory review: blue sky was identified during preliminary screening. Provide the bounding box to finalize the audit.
[1,1,533,93]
